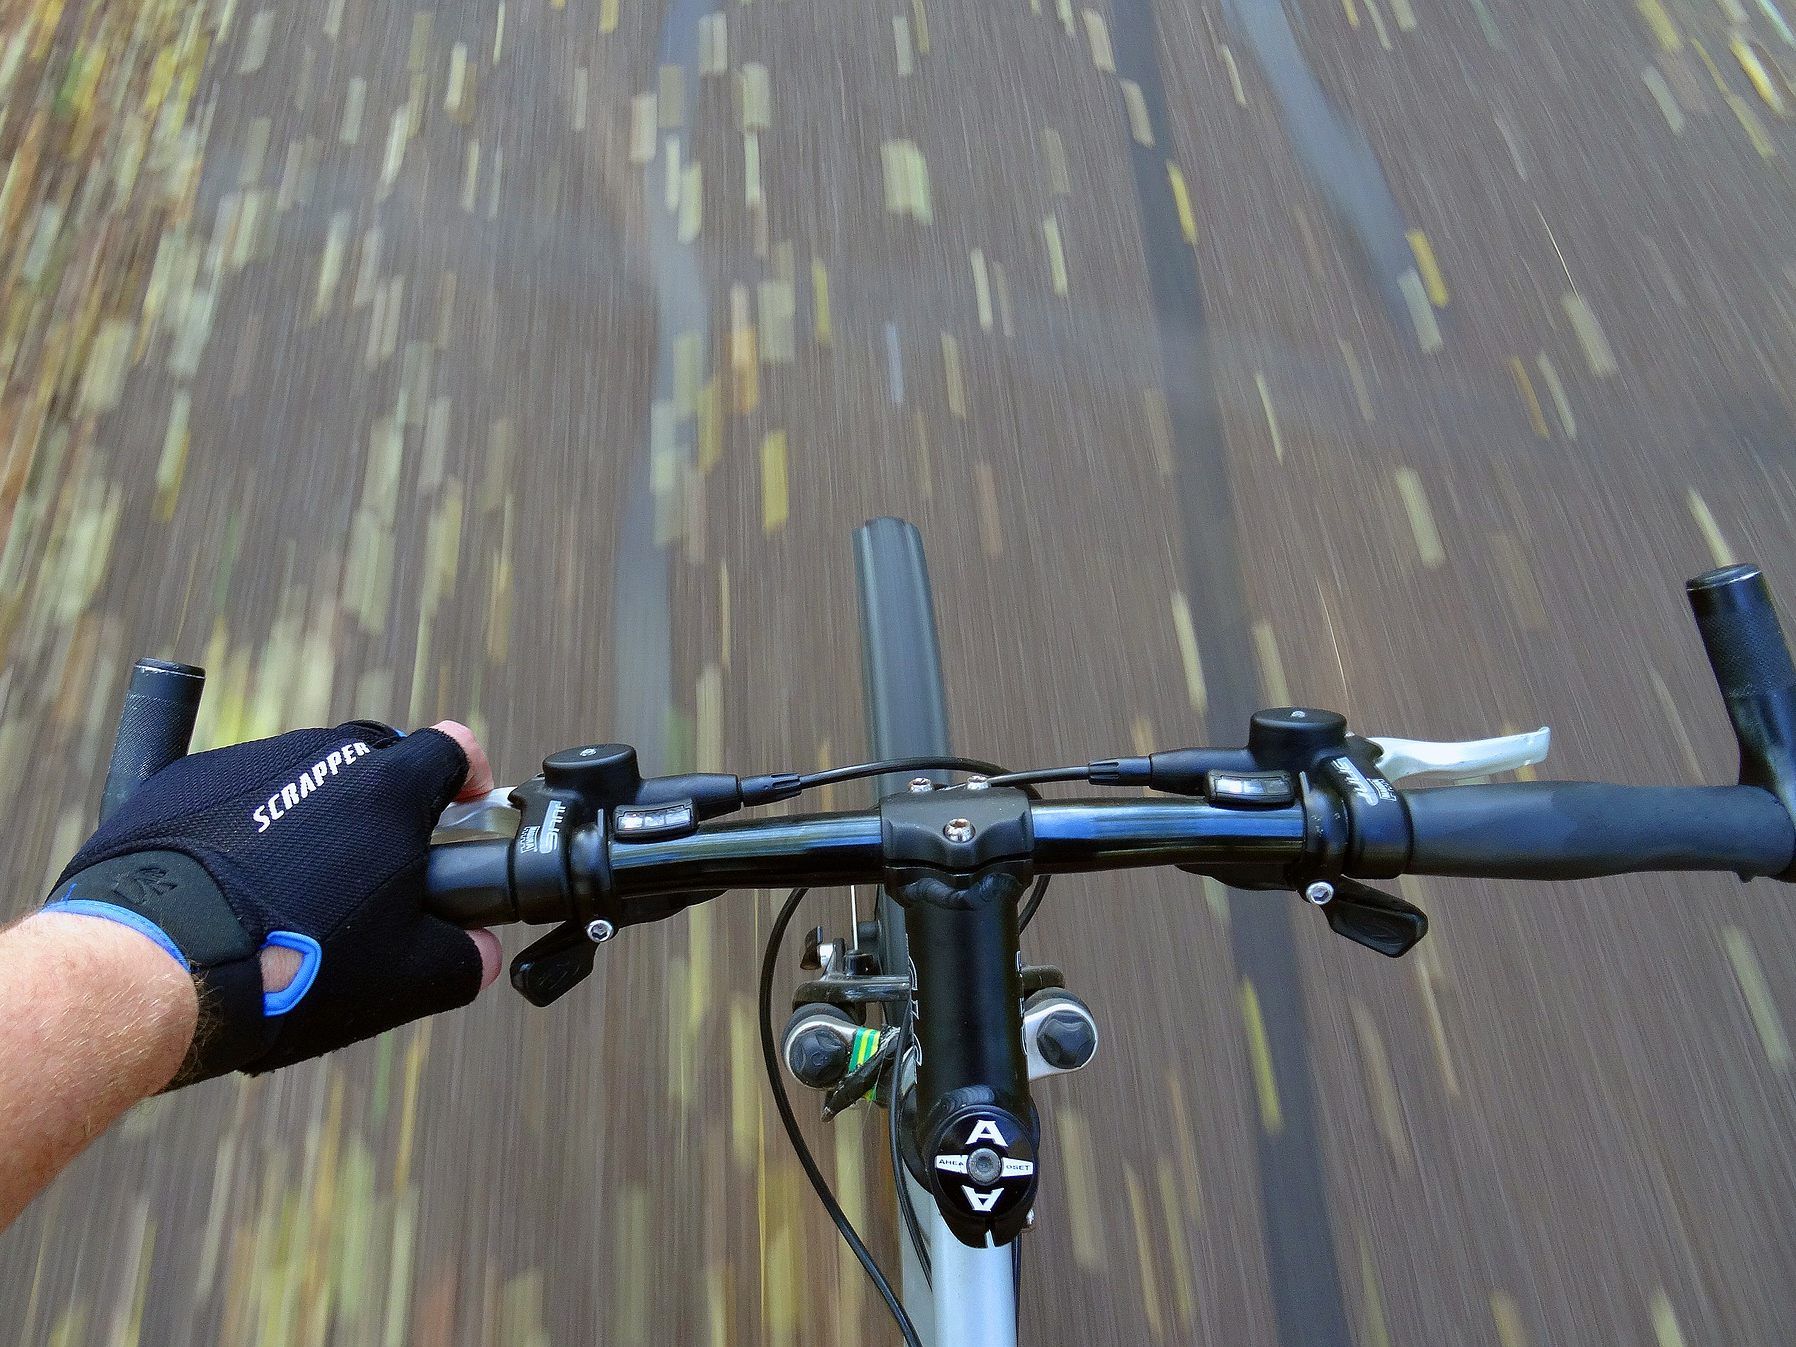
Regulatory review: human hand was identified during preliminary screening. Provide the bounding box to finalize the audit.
[46,718,505,1085]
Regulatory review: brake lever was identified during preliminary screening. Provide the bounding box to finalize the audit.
[1366,727,1549,784]
[435,787,521,836]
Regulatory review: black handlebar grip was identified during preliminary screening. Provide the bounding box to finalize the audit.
[1403,782,1796,880]
[424,840,518,927]
[1687,565,1796,875]
[99,658,205,823]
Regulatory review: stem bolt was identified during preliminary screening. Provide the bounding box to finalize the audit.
[967,1147,1004,1185]
[908,777,935,793]
[944,818,976,842]
[1304,881,1334,906]
[586,919,617,943]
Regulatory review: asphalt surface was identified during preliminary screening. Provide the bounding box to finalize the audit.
[4,0,1796,1340]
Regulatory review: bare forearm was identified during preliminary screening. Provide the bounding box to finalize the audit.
[0,912,198,1229]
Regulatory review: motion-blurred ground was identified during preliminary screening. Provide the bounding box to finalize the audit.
[2,0,1796,1340]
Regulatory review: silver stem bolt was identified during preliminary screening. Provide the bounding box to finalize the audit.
[1303,881,1334,906]
[908,777,935,793]
[965,775,990,791]
[966,1148,1004,1185]
[944,818,976,842]
[586,919,617,943]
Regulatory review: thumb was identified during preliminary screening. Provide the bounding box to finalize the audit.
[429,721,494,801]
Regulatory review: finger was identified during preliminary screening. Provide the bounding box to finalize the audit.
[468,928,502,991]
[431,720,494,801]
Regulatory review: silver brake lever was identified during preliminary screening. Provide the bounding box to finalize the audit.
[1367,727,1550,784]
[434,787,521,837]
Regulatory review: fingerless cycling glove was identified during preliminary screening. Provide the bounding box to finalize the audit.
[43,722,483,1086]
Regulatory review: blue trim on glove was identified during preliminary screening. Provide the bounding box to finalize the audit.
[42,899,189,970]
[259,931,323,1015]
[40,903,324,1017]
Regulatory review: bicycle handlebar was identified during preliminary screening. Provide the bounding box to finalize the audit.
[423,798,1313,928]
[420,779,1796,930]
[94,561,1796,935]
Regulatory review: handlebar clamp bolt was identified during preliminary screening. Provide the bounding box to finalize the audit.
[943,818,976,842]
[908,777,935,793]
[586,919,617,943]
[1304,881,1334,906]
[966,775,990,791]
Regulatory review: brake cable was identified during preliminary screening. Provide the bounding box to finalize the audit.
[888,979,932,1284]
[798,754,1034,790]
[759,887,922,1347]
[980,764,1092,788]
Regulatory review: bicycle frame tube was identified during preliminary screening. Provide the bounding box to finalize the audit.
[896,1059,1019,1347]
[928,1203,1018,1346]
[899,1170,935,1342]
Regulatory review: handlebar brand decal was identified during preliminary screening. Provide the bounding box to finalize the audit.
[251,741,373,833]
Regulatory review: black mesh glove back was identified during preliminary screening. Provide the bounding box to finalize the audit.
[43,722,484,1086]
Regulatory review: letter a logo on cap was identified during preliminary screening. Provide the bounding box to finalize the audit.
[966,1118,1008,1147]
[962,1186,1002,1213]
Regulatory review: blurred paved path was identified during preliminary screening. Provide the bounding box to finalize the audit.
[4,0,1796,1340]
